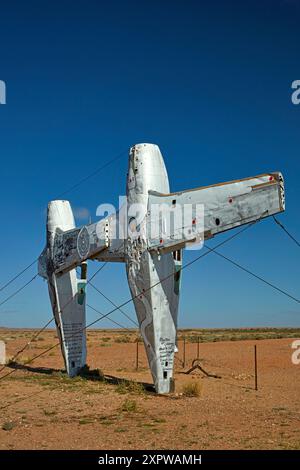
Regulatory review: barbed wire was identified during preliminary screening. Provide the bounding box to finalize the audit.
[0,220,257,382]
[273,216,300,249]
[0,274,39,308]
[0,148,127,296]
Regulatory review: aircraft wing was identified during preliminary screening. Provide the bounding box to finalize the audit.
[40,211,125,277]
[146,172,285,253]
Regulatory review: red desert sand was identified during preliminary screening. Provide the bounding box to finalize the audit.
[0,328,299,450]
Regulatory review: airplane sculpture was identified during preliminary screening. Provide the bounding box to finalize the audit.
[38,143,285,394]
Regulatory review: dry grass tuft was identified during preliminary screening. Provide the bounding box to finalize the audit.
[121,399,137,413]
[182,381,202,397]
[116,380,145,395]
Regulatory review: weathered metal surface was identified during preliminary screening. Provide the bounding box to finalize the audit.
[38,200,87,377]
[147,172,285,254]
[38,143,285,394]
[125,144,181,394]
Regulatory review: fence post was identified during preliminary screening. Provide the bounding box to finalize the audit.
[197,336,200,359]
[254,344,258,391]
[183,336,186,369]
[136,338,139,371]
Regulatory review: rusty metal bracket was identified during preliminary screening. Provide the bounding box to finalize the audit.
[184,358,221,379]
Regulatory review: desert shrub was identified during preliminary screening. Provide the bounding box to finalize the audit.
[79,418,94,425]
[116,380,145,395]
[115,335,132,343]
[182,381,202,397]
[79,365,104,381]
[43,410,57,416]
[2,421,16,431]
[121,399,137,413]
[5,356,14,366]
[19,356,32,365]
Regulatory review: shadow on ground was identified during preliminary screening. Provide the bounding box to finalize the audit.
[6,361,155,392]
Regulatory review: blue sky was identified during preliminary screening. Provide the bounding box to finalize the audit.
[0,0,299,328]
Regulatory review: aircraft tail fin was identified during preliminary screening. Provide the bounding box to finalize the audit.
[40,200,87,376]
